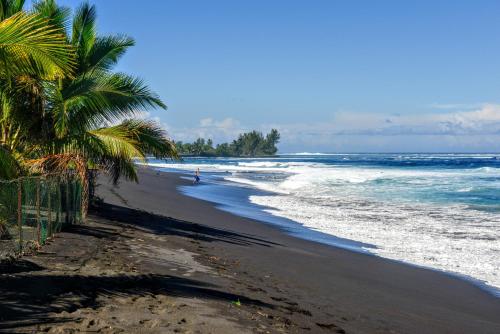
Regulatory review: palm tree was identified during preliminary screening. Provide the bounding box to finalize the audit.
[0,0,75,237]
[30,2,177,182]
[0,0,75,179]
[1,0,177,215]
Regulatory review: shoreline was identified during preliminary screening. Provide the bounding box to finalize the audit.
[160,167,500,298]
[1,167,499,333]
[101,167,500,332]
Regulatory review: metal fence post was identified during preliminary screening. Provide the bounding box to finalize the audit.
[36,179,41,244]
[48,185,52,238]
[56,179,61,232]
[65,181,70,224]
[17,180,22,253]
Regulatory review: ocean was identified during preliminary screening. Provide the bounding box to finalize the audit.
[145,153,500,295]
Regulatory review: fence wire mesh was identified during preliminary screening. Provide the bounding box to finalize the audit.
[0,176,83,259]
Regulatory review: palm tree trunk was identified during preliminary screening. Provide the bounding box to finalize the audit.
[81,173,89,220]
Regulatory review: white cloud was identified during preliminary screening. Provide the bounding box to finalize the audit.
[272,103,500,137]
[199,117,241,131]
[163,117,246,144]
[135,111,152,119]
[428,103,483,110]
[199,118,212,127]
[154,103,500,152]
[269,103,500,152]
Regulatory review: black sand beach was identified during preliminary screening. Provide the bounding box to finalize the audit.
[1,167,500,333]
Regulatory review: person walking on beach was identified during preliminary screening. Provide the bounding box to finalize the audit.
[193,168,200,184]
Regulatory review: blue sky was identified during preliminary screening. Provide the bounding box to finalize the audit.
[53,0,500,152]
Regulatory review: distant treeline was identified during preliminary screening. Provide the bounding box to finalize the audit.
[175,129,280,157]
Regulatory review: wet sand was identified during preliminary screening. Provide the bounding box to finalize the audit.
[1,167,499,333]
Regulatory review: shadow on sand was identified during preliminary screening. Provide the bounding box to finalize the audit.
[0,269,274,331]
[89,202,280,248]
[0,203,279,332]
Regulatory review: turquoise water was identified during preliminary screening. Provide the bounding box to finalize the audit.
[147,153,500,294]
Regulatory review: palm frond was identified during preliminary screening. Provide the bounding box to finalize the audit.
[57,73,166,136]
[118,119,178,159]
[88,120,177,182]
[0,12,74,79]
[96,73,166,110]
[41,132,140,184]
[33,0,71,34]
[85,35,134,74]
[89,126,144,161]
[28,153,87,180]
[71,2,96,70]
[0,0,25,20]
[100,156,138,184]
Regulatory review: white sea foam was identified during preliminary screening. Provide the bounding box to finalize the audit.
[237,161,288,168]
[220,161,500,291]
[282,152,333,155]
[224,177,290,194]
[145,157,500,291]
[250,193,500,290]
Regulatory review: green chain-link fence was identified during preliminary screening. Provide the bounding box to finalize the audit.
[0,175,83,259]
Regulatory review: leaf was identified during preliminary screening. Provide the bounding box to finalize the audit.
[85,35,134,74]
[0,12,74,79]
[0,145,20,179]
[33,0,72,33]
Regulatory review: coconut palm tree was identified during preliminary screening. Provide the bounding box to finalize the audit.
[0,0,74,179]
[1,0,177,215]
[0,0,75,237]
[31,1,176,179]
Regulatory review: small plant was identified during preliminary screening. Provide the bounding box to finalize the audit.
[0,222,12,240]
[231,299,241,307]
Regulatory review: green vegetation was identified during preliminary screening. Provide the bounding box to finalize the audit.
[0,1,176,187]
[175,129,280,157]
